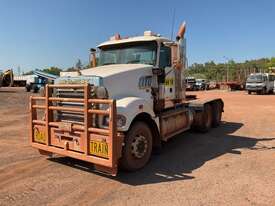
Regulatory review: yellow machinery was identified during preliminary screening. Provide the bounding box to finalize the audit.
[0,69,14,87]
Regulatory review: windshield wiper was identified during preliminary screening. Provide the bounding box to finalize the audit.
[126,60,140,64]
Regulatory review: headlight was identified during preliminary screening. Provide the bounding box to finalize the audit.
[103,114,127,127]
[95,86,108,99]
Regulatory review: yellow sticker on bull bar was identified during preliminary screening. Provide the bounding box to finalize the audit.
[34,128,46,143]
[165,78,174,86]
[90,140,109,159]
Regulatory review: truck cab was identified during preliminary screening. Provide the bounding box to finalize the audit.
[30,23,224,175]
[246,73,275,94]
[186,76,196,90]
[56,31,187,131]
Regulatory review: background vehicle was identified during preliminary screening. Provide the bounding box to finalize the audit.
[246,73,275,94]
[0,69,13,87]
[185,76,196,90]
[0,70,2,87]
[209,81,219,89]
[13,74,37,87]
[30,22,224,175]
[25,70,58,93]
[194,79,209,90]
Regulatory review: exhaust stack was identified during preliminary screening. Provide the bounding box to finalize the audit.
[90,48,97,68]
[176,21,186,41]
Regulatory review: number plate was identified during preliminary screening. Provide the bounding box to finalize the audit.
[90,140,108,158]
[34,128,46,144]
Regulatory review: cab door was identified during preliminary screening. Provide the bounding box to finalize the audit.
[159,45,175,101]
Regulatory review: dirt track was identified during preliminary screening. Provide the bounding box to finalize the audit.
[0,87,275,206]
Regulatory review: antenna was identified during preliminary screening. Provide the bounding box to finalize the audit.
[170,8,176,40]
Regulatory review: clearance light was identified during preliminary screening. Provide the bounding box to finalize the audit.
[110,33,121,41]
[144,31,156,36]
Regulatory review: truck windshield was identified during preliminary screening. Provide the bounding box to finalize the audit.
[186,79,195,83]
[196,79,205,83]
[98,42,157,66]
[247,74,263,83]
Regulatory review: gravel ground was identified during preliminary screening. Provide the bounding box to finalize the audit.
[0,87,274,206]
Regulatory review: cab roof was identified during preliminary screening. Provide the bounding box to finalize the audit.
[97,35,171,48]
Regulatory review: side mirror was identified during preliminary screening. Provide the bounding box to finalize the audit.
[159,46,171,69]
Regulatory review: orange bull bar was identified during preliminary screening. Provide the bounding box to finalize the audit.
[30,84,122,176]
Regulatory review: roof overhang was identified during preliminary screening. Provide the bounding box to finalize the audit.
[97,36,171,48]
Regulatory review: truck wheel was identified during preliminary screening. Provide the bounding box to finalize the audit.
[196,104,213,133]
[31,85,39,93]
[26,84,31,92]
[212,102,222,127]
[262,88,266,95]
[248,91,251,95]
[120,121,152,171]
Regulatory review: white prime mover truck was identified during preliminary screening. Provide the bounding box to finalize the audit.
[30,22,224,175]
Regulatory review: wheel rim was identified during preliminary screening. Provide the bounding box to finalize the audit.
[131,135,148,159]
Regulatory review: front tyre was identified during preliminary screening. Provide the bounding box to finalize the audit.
[120,121,152,171]
[26,84,31,92]
[31,85,39,93]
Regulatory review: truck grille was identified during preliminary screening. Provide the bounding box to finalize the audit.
[54,88,97,125]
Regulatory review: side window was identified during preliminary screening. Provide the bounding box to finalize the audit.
[159,46,171,68]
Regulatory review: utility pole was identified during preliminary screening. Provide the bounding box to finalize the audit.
[17,66,21,75]
[223,56,230,82]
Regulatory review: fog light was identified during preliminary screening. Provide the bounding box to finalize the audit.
[117,115,127,127]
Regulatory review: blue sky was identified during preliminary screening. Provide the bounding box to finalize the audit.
[0,0,274,73]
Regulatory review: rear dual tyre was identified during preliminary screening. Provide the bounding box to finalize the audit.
[197,104,213,132]
[212,101,223,127]
[194,102,222,132]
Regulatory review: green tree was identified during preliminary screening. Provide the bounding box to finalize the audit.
[65,67,78,72]
[187,57,275,82]
[42,67,62,75]
[23,70,34,75]
[75,59,83,70]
